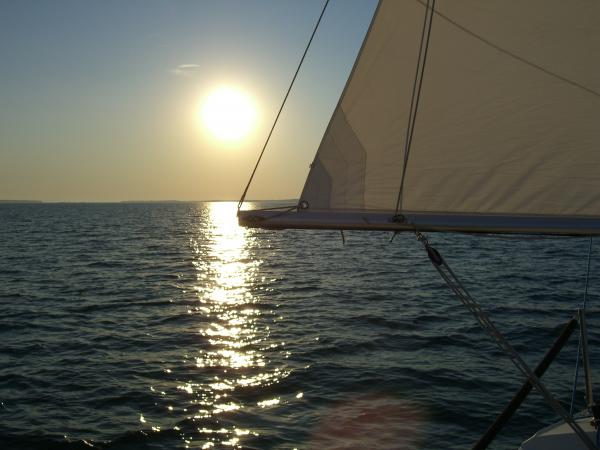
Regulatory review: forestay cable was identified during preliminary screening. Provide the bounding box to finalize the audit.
[238,0,330,210]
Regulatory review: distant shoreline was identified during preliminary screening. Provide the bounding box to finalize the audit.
[0,199,297,204]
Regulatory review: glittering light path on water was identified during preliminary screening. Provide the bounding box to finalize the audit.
[183,202,289,448]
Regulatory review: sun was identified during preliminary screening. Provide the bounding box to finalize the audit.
[201,86,257,142]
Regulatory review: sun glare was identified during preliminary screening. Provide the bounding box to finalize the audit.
[201,86,257,142]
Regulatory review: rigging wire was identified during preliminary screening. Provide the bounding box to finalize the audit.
[581,236,594,311]
[237,0,330,211]
[395,0,436,214]
[395,0,430,213]
[415,232,598,449]
[570,236,594,415]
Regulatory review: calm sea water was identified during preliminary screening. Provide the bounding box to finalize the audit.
[1,202,598,450]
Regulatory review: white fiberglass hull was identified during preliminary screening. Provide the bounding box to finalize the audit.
[519,417,597,450]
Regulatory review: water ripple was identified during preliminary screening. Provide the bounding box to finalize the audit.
[0,202,597,449]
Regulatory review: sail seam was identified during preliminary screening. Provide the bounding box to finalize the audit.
[299,1,383,207]
[420,0,600,99]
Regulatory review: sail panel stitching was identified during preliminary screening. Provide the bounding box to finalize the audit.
[419,1,600,99]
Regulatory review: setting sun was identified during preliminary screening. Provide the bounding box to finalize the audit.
[201,86,257,142]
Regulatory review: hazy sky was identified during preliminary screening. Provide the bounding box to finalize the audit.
[0,0,377,202]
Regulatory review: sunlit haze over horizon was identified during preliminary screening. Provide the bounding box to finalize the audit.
[0,0,377,202]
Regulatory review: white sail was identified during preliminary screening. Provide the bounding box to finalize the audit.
[238,3,600,447]
[240,0,600,234]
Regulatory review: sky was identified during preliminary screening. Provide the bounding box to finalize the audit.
[0,0,377,202]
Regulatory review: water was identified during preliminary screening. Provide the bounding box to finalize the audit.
[1,202,598,450]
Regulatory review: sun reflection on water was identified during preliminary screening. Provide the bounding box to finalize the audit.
[181,202,287,448]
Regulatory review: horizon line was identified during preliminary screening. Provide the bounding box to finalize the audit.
[0,199,299,204]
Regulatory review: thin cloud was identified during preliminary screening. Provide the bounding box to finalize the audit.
[171,64,201,77]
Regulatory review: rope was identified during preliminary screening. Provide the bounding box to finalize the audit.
[395,0,436,214]
[570,236,594,415]
[237,0,330,210]
[414,232,598,449]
